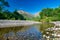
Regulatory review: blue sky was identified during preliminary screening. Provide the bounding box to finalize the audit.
[6,0,60,14]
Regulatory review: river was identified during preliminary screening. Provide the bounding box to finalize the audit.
[0,20,42,40]
[3,26,42,40]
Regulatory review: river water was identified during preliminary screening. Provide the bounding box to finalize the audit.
[3,26,43,40]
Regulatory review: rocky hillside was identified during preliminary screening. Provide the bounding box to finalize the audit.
[17,10,35,20]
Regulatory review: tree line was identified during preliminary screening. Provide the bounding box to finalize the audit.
[1,0,60,21]
[0,0,26,20]
[39,7,60,21]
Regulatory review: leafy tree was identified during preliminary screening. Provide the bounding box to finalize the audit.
[39,7,60,21]
[0,0,10,19]
[0,0,9,12]
[39,8,53,19]
[13,10,26,20]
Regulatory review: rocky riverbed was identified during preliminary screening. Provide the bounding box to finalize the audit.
[3,27,42,40]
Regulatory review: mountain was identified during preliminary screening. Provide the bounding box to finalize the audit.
[34,12,40,17]
[17,10,35,20]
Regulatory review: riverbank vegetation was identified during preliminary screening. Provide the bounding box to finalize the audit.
[0,0,60,21]
[38,7,60,38]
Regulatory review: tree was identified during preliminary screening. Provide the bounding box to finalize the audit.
[13,10,26,20]
[39,7,60,21]
[0,0,10,19]
[39,8,53,19]
[0,0,9,12]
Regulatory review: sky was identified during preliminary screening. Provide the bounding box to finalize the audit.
[6,0,60,14]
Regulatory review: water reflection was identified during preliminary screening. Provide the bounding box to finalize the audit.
[4,27,42,40]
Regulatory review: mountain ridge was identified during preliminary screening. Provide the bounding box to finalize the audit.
[17,10,35,20]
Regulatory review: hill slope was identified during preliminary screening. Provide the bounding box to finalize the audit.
[17,10,35,20]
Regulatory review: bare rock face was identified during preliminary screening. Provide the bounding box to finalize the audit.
[17,10,34,20]
[34,12,40,17]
